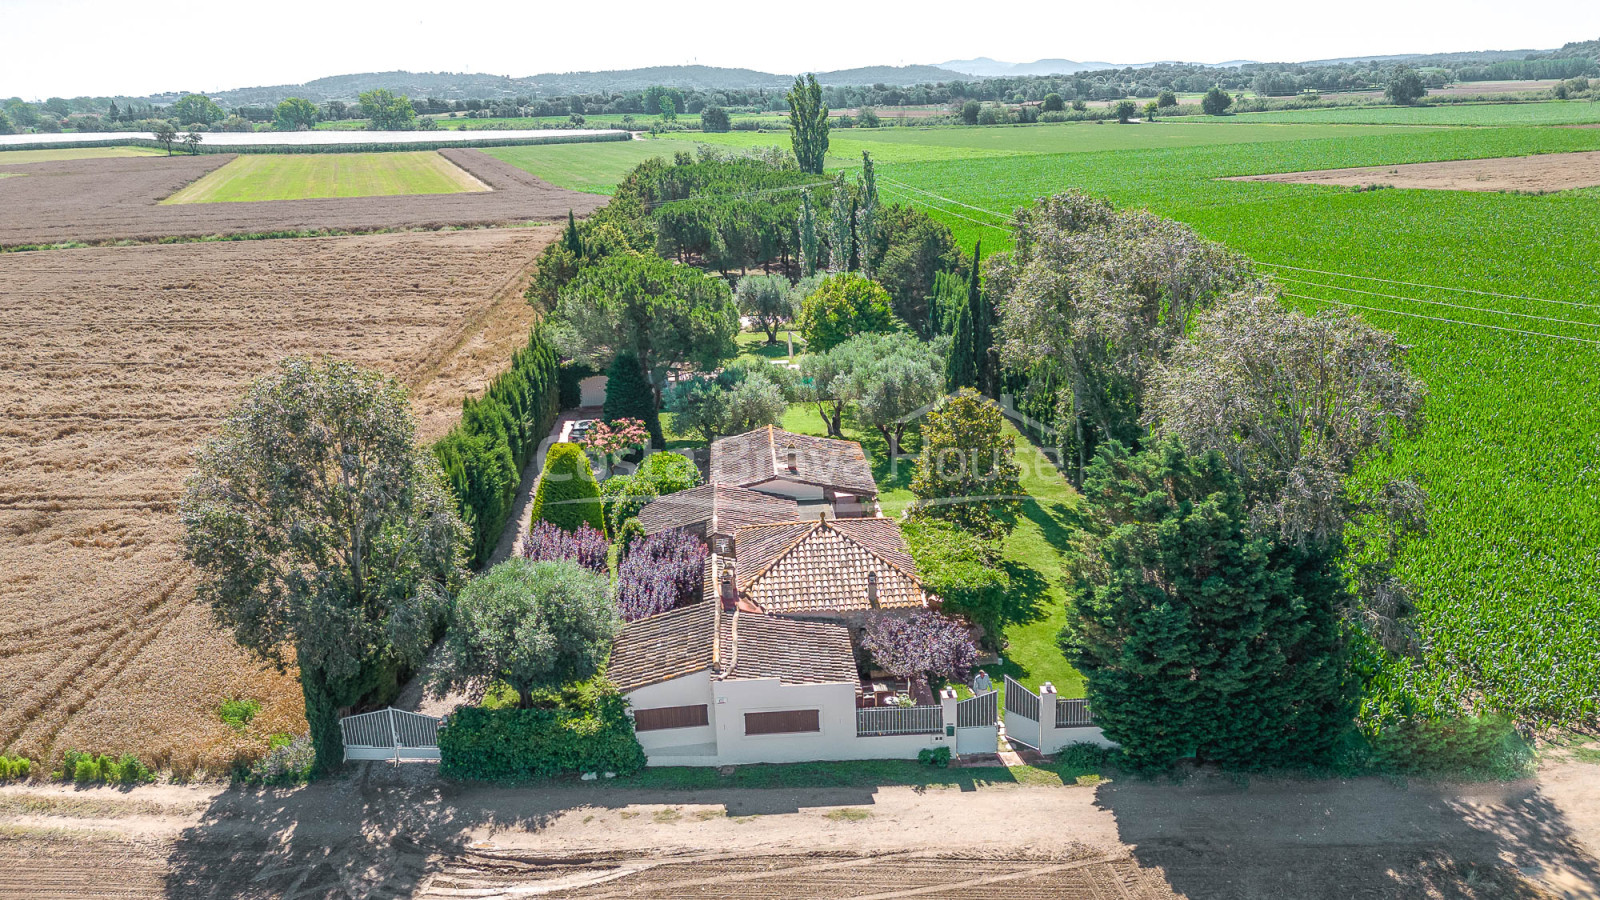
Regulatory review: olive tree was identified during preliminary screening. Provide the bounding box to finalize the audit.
[430,558,617,709]
[1146,294,1428,651]
[990,192,1262,484]
[736,274,794,344]
[180,359,468,774]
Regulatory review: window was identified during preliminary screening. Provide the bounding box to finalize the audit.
[633,704,709,732]
[744,709,820,735]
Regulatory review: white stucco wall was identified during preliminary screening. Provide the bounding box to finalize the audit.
[749,477,826,502]
[626,674,950,767]
[626,672,717,754]
[578,375,608,408]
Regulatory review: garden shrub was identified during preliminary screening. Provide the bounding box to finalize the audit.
[1056,741,1115,771]
[530,443,604,533]
[0,755,33,781]
[600,451,701,535]
[615,527,707,621]
[218,698,261,731]
[519,520,608,572]
[901,518,1010,645]
[602,351,663,448]
[239,735,315,785]
[434,328,562,567]
[58,751,156,786]
[1346,715,1534,778]
[918,746,951,768]
[438,688,646,781]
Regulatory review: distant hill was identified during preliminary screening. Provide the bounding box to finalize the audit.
[147,64,971,108]
[937,57,1109,77]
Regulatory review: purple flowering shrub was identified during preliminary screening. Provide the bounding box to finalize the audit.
[857,611,978,682]
[616,528,707,622]
[518,521,608,573]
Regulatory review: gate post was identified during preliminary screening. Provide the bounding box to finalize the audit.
[387,707,400,764]
[939,688,958,755]
[1038,683,1060,755]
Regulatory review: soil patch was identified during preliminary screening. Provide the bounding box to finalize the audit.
[0,228,557,772]
[3,756,1599,898]
[0,148,603,247]
[1228,150,1600,192]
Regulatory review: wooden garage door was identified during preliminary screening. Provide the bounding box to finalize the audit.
[744,709,820,735]
[633,704,709,732]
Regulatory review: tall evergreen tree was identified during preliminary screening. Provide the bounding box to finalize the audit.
[562,210,584,258]
[786,73,830,175]
[107,100,119,121]
[945,298,977,392]
[965,241,995,397]
[1060,441,1352,771]
[856,152,878,277]
[602,351,663,449]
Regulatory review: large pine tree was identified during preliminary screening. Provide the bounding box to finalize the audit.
[1061,440,1352,771]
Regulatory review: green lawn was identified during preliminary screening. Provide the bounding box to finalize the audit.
[0,145,164,165]
[160,151,488,204]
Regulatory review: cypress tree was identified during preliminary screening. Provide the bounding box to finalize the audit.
[602,351,663,449]
[945,296,977,392]
[798,192,820,277]
[1060,441,1352,771]
[856,152,878,276]
[965,241,995,397]
[563,210,584,258]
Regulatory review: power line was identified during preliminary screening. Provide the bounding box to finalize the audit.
[1273,276,1600,330]
[1260,262,1600,311]
[878,177,1016,224]
[1282,292,1600,346]
[875,184,1014,235]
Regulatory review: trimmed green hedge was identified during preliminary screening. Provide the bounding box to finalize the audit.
[530,443,605,533]
[435,328,562,568]
[438,691,645,781]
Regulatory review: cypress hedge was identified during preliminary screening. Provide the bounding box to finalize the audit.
[434,328,562,568]
[530,443,605,533]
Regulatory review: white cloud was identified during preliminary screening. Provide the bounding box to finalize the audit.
[2,0,1596,99]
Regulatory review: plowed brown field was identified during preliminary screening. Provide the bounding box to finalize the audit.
[0,148,603,247]
[0,228,556,771]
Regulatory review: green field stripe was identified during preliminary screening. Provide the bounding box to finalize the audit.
[161,151,490,204]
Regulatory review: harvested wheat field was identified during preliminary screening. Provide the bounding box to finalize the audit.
[0,148,603,247]
[0,227,556,772]
[1228,149,1600,192]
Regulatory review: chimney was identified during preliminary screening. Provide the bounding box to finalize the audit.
[720,569,738,611]
[785,447,798,474]
[867,571,879,608]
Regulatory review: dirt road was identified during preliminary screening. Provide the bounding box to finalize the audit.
[1,750,1596,899]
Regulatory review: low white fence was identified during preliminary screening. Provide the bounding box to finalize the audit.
[856,705,943,737]
[340,707,442,762]
[1055,698,1094,728]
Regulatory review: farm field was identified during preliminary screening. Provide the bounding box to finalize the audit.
[0,148,602,246]
[161,151,488,204]
[878,124,1600,724]
[1236,99,1600,126]
[0,145,164,163]
[493,121,1432,192]
[0,227,560,772]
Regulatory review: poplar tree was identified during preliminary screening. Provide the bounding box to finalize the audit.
[965,241,995,397]
[827,174,854,273]
[786,73,830,174]
[856,152,879,277]
[562,210,584,258]
[798,192,821,277]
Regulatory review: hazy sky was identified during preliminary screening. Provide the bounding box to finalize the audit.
[3,0,1597,99]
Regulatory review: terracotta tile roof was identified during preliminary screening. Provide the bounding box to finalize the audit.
[607,602,717,693]
[726,517,929,615]
[608,601,859,692]
[636,484,799,536]
[710,425,879,497]
[719,612,859,687]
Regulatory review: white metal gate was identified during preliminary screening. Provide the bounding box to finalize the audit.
[955,690,999,755]
[1002,676,1042,750]
[340,707,442,762]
